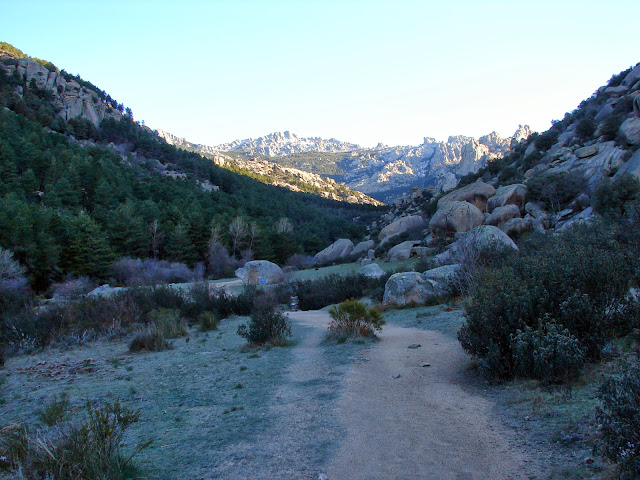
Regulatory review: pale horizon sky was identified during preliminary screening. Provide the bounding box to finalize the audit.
[2,0,639,148]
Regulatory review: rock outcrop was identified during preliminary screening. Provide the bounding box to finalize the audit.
[314,239,355,264]
[437,181,496,211]
[235,261,284,285]
[0,53,122,127]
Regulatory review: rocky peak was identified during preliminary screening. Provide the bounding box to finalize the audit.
[214,131,363,156]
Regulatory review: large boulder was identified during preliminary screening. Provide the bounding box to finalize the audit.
[429,201,485,235]
[622,63,640,87]
[382,272,429,306]
[235,260,284,285]
[386,240,421,262]
[314,239,354,264]
[619,117,640,146]
[449,225,518,260]
[423,264,461,296]
[361,263,386,279]
[437,181,496,211]
[614,148,640,181]
[501,217,533,237]
[378,215,426,243]
[486,184,528,213]
[485,204,521,228]
[351,239,375,258]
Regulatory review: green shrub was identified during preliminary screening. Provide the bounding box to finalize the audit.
[596,360,640,479]
[534,129,560,151]
[0,400,150,479]
[199,312,219,332]
[527,171,588,213]
[237,306,291,346]
[458,224,635,380]
[328,299,385,338]
[511,321,586,383]
[576,117,597,141]
[593,174,640,218]
[600,114,624,141]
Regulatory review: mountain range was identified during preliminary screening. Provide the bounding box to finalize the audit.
[160,127,531,203]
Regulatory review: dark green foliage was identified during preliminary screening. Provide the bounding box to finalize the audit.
[511,321,586,383]
[527,171,588,213]
[534,129,560,151]
[328,299,385,338]
[596,360,640,479]
[600,114,624,141]
[0,399,150,479]
[0,105,376,289]
[237,305,291,346]
[576,117,597,141]
[458,223,636,380]
[290,273,390,311]
[593,174,640,217]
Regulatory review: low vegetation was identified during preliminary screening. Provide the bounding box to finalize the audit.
[237,305,291,346]
[327,299,385,339]
[0,399,150,480]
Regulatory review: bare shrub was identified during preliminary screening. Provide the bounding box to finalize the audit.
[206,241,235,279]
[0,400,151,479]
[50,277,95,300]
[111,257,202,286]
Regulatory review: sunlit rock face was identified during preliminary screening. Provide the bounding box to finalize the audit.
[207,127,529,203]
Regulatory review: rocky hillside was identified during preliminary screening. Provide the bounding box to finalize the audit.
[157,130,382,205]
[365,61,640,258]
[0,47,123,128]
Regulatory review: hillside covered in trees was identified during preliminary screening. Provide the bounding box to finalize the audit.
[0,43,383,290]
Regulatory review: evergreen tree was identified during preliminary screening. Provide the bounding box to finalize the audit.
[62,215,116,278]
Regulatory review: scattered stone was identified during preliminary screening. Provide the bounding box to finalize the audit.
[421,363,431,367]
[407,344,421,349]
[317,474,328,480]
[392,373,401,379]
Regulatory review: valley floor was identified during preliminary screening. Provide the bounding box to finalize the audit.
[1,304,599,479]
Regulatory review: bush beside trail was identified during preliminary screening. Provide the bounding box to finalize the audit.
[458,222,639,381]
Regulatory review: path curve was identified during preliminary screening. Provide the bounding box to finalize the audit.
[289,310,539,480]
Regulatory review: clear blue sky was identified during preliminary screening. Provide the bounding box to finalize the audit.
[3,0,639,147]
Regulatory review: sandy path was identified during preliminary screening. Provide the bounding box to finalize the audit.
[290,310,539,480]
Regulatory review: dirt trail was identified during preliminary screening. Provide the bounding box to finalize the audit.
[289,310,540,480]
